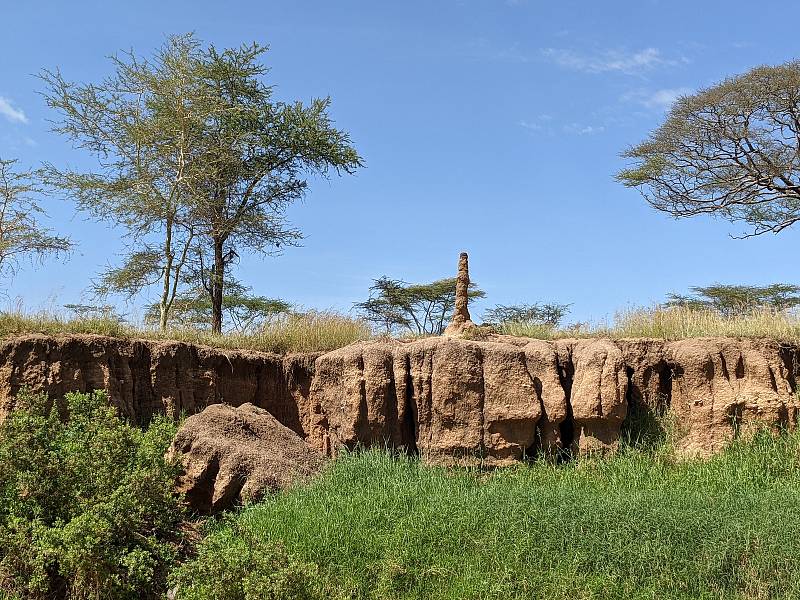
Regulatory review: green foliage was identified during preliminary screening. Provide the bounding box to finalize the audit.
[0,158,71,283]
[665,283,800,316]
[41,33,361,333]
[168,36,362,334]
[355,276,486,335]
[617,60,800,237]
[0,390,182,599]
[171,533,323,600]
[483,302,571,328]
[40,34,206,331]
[62,304,126,323]
[145,281,292,334]
[174,440,800,599]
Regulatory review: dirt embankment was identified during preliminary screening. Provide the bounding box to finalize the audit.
[0,333,797,462]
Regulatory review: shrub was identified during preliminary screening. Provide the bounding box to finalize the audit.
[0,390,182,599]
[170,529,324,600]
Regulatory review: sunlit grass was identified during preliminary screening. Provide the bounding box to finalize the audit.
[500,305,800,343]
[3,305,800,353]
[0,310,373,354]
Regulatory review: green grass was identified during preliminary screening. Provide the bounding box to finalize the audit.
[172,433,800,600]
[0,310,373,355]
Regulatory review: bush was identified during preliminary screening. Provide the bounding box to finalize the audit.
[170,529,323,600]
[0,390,182,599]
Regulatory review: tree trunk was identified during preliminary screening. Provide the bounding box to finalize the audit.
[159,304,169,331]
[211,236,225,334]
[159,217,175,332]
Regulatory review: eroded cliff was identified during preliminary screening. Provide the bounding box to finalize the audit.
[0,332,797,462]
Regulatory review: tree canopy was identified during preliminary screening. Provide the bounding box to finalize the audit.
[0,158,71,283]
[173,39,362,333]
[618,61,800,237]
[41,33,361,333]
[41,35,203,330]
[483,302,571,328]
[355,276,485,335]
[145,280,291,334]
[665,283,800,315]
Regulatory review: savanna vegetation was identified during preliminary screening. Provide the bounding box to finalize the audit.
[172,439,800,599]
[7,389,800,599]
[0,391,181,599]
[0,309,371,355]
[6,31,800,600]
[3,46,800,350]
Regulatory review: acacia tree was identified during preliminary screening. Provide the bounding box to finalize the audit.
[355,276,485,335]
[186,42,362,333]
[145,279,291,334]
[0,159,71,282]
[618,61,800,237]
[665,283,800,315]
[483,302,571,328]
[40,35,203,330]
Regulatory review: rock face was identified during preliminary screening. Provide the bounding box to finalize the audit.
[668,338,799,457]
[310,336,626,464]
[0,333,319,433]
[0,333,798,463]
[168,403,328,513]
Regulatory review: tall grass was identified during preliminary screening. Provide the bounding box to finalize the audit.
[0,310,372,354]
[610,305,800,340]
[4,305,800,352]
[173,435,800,599]
[500,305,800,343]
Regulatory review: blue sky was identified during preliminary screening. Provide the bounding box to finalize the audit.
[1,0,798,325]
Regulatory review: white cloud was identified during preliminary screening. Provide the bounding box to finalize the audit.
[0,96,28,124]
[563,123,605,135]
[518,114,556,132]
[541,47,677,75]
[519,120,542,131]
[521,115,606,136]
[624,87,693,110]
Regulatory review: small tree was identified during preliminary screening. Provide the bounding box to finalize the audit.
[618,61,800,237]
[355,276,485,335]
[665,283,800,316]
[40,35,202,331]
[0,158,71,283]
[63,303,127,323]
[145,281,291,334]
[483,302,571,328]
